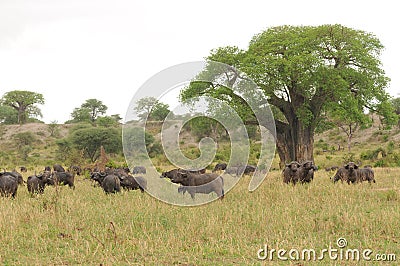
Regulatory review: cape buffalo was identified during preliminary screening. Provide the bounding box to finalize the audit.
[49,171,75,188]
[91,172,121,194]
[333,162,359,184]
[161,170,224,199]
[0,173,18,198]
[119,175,147,192]
[283,161,302,184]
[2,171,24,185]
[237,165,257,176]
[213,163,227,172]
[358,167,375,183]
[102,174,121,194]
[300,161,318,184]
[53,164,65,172]
[27,171,52,195]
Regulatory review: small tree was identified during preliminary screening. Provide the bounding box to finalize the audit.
[1,90,44,124]
[70,127,122,162]
[325,97,372,152]
[150,102,171,121]
[134,97,172,121]
[47,120,60,137]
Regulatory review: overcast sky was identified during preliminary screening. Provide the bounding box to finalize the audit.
[0,0,399,123]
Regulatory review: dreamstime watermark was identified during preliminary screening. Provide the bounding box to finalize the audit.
[122,61,276,206]
[257,238,397,262]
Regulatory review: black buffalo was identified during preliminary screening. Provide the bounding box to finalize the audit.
[300,161,318,183]
[53,164,66,172]
[91,172,121,194]
[161,170,224,199]
[283,161,302,184]
[49,171,75,188]
[213,163,227,172]
[333,162,359,184]
[27,171,52,195]
[237,165,257,176]
[120,175,147,192]
[0,173,18,198]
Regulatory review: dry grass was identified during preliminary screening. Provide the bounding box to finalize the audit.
[1,168,399,265]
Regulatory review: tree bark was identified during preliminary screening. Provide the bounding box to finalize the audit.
[275,123,314,168]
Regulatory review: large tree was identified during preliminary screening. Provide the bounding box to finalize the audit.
[181,24,396,167]
[0,90,44,124]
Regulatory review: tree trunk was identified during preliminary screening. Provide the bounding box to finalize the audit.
[347,133,352,152]
[275,120,314,168]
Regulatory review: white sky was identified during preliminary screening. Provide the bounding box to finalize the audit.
[0,0,399,123]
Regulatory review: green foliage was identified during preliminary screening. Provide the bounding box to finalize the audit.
[134,97,171,121]
[342,153,356,163]
[0,90,44,124]
[68,99,108,123]
[0,105,18,124]
[181,24,393,162]
[105,159,119,169]
[55,138,73,162]
[70,127,122,162]
[47,120,60,137]
[81,99,108,122]
[360,147,386,160]
[68,107,92,123]
[95,116,119,127]
[147,141,163,158]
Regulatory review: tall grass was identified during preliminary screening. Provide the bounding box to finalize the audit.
[1,168,399,265]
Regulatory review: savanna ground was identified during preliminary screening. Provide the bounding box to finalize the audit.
[1,167,399,265]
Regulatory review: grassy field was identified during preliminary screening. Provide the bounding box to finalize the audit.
[1,167,399,265]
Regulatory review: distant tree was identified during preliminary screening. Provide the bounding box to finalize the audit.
[134,97,171,121]
[325,99,372,152]
[82,99,108,122]
[150,102,171,121]
[69,99,108,123]
[47,120,60,137]
[68,107,92,123]
[70,127,121,162]
[134,97,156,121]
[0,90,44,124]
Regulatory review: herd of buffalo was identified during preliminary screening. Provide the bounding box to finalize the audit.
[283,161,376,184]
[0,160,376,199]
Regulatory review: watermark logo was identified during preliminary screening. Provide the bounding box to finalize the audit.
[257,237,396,262]
[122,61,276,206]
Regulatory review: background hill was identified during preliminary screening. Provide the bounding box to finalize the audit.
[0,117,399,171]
